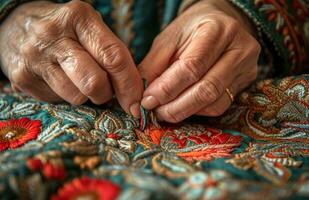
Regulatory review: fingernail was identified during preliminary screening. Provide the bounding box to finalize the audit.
[141,96,159,110]
[130,102,141,118]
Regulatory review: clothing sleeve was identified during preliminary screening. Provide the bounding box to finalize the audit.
[228,0,308,76]
[179,0,309,77]
[0,0,27,23]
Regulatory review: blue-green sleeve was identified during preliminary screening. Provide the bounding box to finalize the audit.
[228,0,308,76]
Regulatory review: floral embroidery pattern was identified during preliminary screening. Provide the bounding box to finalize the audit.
[0,74,308,199]
[0,118,41,151]
[136,124,243,162]
[27,157,67,180]
[0,0,307,198]
[52,177,121,200]
[204,75,309,186]
[213,75,309,142]
[227,141,309,185]
[229,0,309,74]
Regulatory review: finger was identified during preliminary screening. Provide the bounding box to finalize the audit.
[11,69,62,102]
[138,29,178,82]
[53,38,113,105]
[155,51,239,123]
[23,82,62,102]
[141,25,228,110]
[196,86,235,117]
[38,62,88,105]
[196,63,257,117]
[73,5,143,117]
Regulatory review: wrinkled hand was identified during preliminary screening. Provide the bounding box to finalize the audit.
[140,0,260,122]
[0,0,143,117]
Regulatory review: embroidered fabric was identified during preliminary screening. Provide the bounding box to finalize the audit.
[0,74,308,199]
[0,0,307,199]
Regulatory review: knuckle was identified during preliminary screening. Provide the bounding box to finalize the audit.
[55,39,84,65]
[40,65,50,82]
[157,81,174,100]
[63,0,91,15]
[194,78,222,104]
[225,18,239,33]
[56,47,77,65]
[221,17,239,41]
[194,21,222,42]
[29,22,61,53]
[60,0,95,24]
[201,20,222,35]
[80,75,103,97]
[99,42,126,70]
[20,42,36,57]
[41,64,57,82]
[31,21,60,45]
[178,59,204,83]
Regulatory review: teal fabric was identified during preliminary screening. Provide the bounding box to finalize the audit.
[0,1,308,199]
[228,0,309,76]
[0,74,308,199]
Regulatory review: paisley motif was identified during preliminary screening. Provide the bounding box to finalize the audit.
[212,76,309,143]
[226,141,309,185]
[0,75,308,199]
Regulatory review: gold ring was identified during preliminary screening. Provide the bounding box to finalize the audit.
[225,88,234,103]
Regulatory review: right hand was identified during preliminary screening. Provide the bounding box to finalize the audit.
[0,0,143,117]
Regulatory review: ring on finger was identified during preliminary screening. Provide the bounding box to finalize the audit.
[225,88,234,103]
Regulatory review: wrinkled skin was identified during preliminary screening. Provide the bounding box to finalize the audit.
[0,0,143,117]
[140,0,260,122]
[0,0,260,122]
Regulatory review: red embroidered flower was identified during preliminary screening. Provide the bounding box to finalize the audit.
[136,125,242,162]
[27,158,67,180]
[52,177,121,200]
[0,118,41,151]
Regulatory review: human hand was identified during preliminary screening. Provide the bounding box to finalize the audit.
[140,0,260,122]
[0,0,143,117]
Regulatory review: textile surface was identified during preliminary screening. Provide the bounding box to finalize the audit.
[0,0,308,199]
[0,75,308,199]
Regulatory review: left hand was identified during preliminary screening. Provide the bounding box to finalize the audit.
[139,0,261,123]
